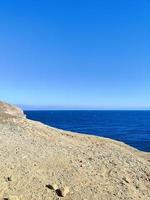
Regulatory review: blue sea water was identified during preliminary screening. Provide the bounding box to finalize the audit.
[24,111,150,152]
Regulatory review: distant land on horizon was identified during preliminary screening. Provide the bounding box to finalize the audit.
[18,104,150,111]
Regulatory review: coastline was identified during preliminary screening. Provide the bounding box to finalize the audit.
[24,110,150,152]
[0,102,150,199]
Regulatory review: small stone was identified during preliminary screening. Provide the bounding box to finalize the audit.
[57,186,69,197]
[2,192,9,200]
[52,184,58,190]
[6,176,12,182]
[46,183,58,190]
[122,177,129,184]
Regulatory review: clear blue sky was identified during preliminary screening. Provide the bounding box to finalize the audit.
[0,0,150,109]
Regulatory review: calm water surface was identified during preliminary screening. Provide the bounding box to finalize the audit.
[24,111,150,152]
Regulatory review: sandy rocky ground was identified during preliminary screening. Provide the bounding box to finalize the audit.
[0,101,150,200]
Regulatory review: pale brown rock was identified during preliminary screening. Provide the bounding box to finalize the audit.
[46,183,58,190]
[58,186,69,197]
[52,184,59,190]
[0,101,25,117]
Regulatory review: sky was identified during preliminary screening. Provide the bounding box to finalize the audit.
[0,0,150,110]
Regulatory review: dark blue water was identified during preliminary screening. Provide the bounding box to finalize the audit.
[24,111,150,152]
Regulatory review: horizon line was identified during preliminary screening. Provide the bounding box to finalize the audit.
[18,104,150,111]
[23,109,150,111]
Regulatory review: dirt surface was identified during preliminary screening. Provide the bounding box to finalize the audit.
[0,102,150,200]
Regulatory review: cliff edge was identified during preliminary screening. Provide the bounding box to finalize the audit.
[0,101,25,117]
[0,101,149,200]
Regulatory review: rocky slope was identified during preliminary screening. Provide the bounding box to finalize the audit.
[0,101,25,117]
[0,101,149,200]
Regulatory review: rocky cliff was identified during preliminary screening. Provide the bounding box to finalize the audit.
[0,101,149,200]
[0,101,25,117]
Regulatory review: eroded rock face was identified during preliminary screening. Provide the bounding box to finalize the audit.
[0,101,25,117]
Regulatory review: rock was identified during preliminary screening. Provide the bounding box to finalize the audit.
[52,184,58,190]
[2,192,9,200]
[57,186,69,197]
[5,176,12,182]
[0,101,25,118]
[46,183,58,190]
[46,184,69,197]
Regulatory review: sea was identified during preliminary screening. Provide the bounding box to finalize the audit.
[24,110,150,152]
